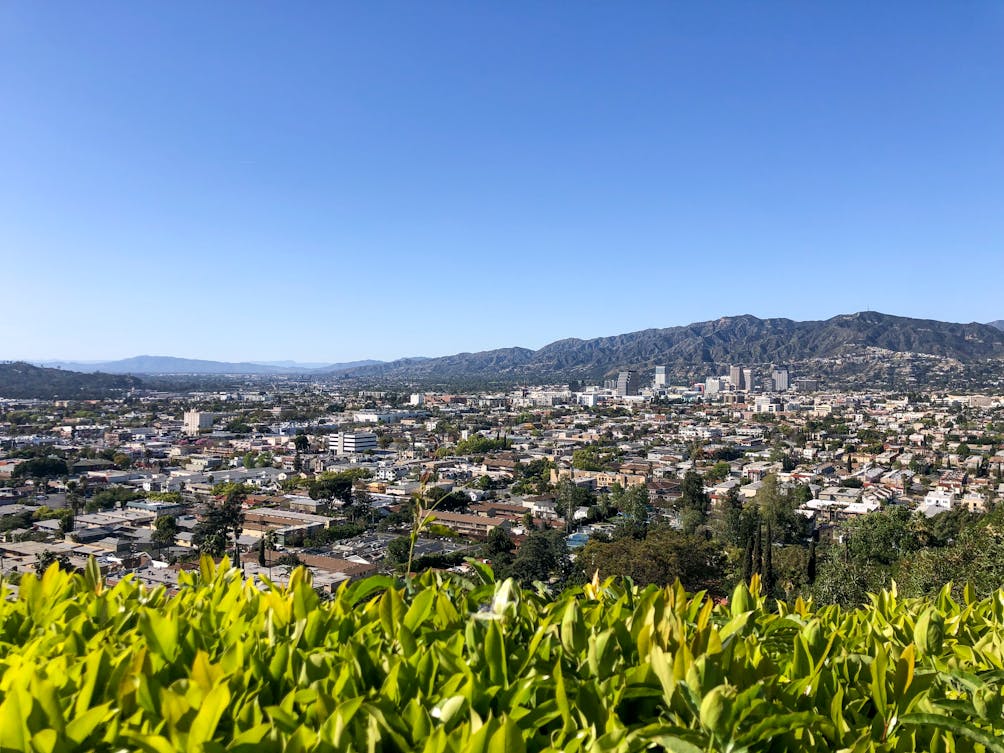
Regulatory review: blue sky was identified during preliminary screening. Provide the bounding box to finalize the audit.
[2,3,1003,363]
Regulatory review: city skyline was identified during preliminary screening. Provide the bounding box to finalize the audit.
[3,3,1003,361]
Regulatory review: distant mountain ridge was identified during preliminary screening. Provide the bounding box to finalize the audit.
[35,356,384,375]
[328,312,1004,381]
[0,362,142,399]
[14,312,1004,387]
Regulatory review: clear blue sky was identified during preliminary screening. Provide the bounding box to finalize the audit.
[3,3,1003,363]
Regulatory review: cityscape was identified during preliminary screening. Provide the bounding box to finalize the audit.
[1,352,1000,609]
[4,3,1004,751]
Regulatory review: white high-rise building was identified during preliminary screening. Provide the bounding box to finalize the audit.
[771,366,790,392]
[654,366,667,387]
[705,377,725,395]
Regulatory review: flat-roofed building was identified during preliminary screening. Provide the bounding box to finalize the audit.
[328,432,378,455]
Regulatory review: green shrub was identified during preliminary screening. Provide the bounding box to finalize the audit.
[1,560,1004,751]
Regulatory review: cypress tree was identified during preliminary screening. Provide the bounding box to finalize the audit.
[752,520,763,576]
[764,523,775,598]
[742,528,754,583]
[807,540,817,585]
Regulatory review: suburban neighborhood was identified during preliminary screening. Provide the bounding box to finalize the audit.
[2,363,1000,604]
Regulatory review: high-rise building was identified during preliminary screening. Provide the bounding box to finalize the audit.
[616,370,639,396]
[794,377,819,392]
[729,365,744,390]
[771,365,790,392]
[743,368,754,393]
[654,366,667,387]
[705,376,726,395]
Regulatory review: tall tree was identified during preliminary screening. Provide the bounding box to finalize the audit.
[742,529,755,583]
[577,527,727,596]
[677,470,710,533]
[193,486,246,560]
[721,486,744,547]
[152,515,179,547]
[764,523,776,597]
[807,540,817,585]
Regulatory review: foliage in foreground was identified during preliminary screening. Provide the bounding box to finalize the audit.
[3,559,1004,752]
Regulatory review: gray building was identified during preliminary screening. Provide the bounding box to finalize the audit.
[616,370,640,396]
[729,365,744,391]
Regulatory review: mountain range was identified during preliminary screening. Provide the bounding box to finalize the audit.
[34,356,384,375]
[326,312,1004,382]
[7,312,1004,396]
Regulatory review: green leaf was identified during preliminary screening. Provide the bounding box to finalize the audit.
[83,555,102,594]
[900,713,1004,753]
[187,682,230,752]
[404,587,436,633]
[484,619,507,687]
[869,641,888,715]
[29,673,64,736]
[139,609,179,661]
[379,586,404,637]
[559,600,586,656]
[465,558,496,585]
[30,729,61,753]
[0,686,30,751]
[432,695,466,727]
[647,735,704,753]
[487,716,524,753]
[340,574,396,606]
[125,734,179,753]
[64,703,113,746]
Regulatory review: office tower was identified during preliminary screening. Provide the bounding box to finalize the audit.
[743,368,754,392]
[616,370,639,396]
[771,365,789,392]
[729,365,743,390]
[654,365,667,387]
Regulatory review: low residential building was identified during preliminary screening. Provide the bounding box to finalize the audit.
[428,511,509,538]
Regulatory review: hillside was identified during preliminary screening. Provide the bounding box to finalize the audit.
[330,311,1004,382]
[0,362,142,399]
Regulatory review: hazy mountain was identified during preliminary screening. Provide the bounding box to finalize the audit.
[987,320,1004,331]
[330,312,1004,382]
[35,356,386,375]
[309,359,384,372]
[0,362,143,399]
[40,356,302,375]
